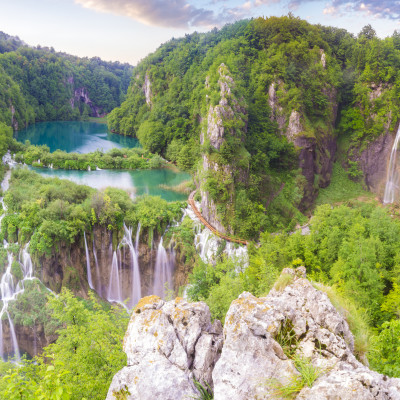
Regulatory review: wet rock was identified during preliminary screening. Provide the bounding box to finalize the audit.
[106,296,223,400]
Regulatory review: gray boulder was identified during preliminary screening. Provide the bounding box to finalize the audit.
[106,295,223,400]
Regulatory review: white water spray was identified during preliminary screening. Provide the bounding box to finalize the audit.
[153,237,175,299]
[384,126,400,204]
[120,224,141,308]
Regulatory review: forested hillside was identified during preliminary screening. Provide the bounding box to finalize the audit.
[0,31,133,129]
[108,16,400,238]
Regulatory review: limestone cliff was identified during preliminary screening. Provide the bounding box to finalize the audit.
[107,267,400,400]
[267,68,338,209]
[347,84,399,196]
[199,63,249,234]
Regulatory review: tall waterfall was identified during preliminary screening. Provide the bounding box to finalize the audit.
[107,251,123,306]
[384,126,400,203]
[120,224,141,308]
[84,232,94,290]
[153,237,175,299]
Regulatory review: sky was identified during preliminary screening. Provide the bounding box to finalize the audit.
[0,0,399,65]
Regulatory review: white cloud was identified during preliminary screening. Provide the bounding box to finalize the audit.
[74,0,224,28]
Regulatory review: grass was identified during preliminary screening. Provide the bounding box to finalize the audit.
[275,319,298,358]
[158,179,194,194]
[266,355,324,399]
[273,273,294,292]
[192,379,213,400]
[313,283,371,362]
[88,116,107,124]
[315,163,373,206]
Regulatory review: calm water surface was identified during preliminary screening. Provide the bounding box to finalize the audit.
[14,121,139,153]
[29,167,190,201]
[16,121,190,202]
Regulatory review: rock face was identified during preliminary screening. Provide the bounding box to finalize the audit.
[2,322,54,358]
[40,226,184,302]
[267,79,338,209]
[106,296,223,400]
[71,87,104,117]
[199,63,248,234]
[348,83,398,196]
[143,73,152,107]
[108,267,400,400]
[350,130,395,194]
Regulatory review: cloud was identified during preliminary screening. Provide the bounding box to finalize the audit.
[316,0,399,19]
[74,0,225,28]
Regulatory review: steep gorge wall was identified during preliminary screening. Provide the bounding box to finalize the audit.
[347,84,399,196]
[199,64,249,234]
[267,52,338,209]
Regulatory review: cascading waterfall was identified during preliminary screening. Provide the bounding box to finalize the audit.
[384,125,400,204]
[120,224,141,308]
[153,237,175,299]
[0,253,21,361]
[107,251,123,305]
[84,232,94,290]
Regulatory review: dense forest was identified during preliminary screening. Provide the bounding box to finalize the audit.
[0,31,133,129]
[108,16,400,238]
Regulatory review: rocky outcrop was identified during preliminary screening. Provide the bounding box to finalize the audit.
[109,267,400,399]
[106,296,223,400]
[267,79,338,209]
[143,73,152,107]
[348,83,398,196]
[199,63,248,234]
[350,130,395,194]
[70,87,104,117]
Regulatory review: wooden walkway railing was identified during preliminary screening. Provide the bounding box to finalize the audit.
[188,191,248,245]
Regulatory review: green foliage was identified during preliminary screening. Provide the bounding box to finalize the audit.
[273,273,294,292]
[267,355,323,399]
[0,43,132,127]
[369,319,400,377]
[0,289,130,400]
[316,163,373,206]
[2,168,184,257]
[15,144,163,171]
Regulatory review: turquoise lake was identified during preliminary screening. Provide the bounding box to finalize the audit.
[14,121,139,153]
[16,121,190,201]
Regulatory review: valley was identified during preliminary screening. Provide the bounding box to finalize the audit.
[0,15,399,400]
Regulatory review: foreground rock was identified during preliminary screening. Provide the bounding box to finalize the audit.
[108,268,400,399]
[213,267,400,400]
[106,296,223,400]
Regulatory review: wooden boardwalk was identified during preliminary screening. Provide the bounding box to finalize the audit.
[188,191,248,245]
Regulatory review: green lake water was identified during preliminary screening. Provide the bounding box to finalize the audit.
[16,121,190,201]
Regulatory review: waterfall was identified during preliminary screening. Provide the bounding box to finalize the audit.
[0,253,21,361]
[21,243,33,280]
[384,126,400,204]
[121,224,141,308]
[107,251,123,304]
[93,238,101,296]
[84,232,94,290]
[153,237,175,299]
